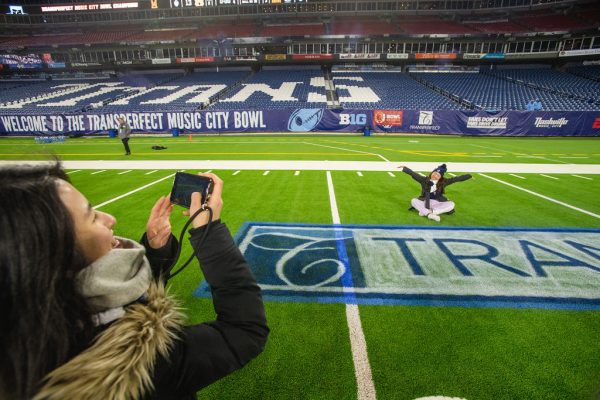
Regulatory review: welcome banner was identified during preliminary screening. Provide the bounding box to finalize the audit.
[0,109,599,136]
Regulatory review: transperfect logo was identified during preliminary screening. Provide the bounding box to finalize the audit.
[194,223,600,310]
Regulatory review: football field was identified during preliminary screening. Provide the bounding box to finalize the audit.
[1,135,599,400]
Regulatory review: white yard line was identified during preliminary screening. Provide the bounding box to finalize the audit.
[304,141,390,162]
[326,172,341,225]
[295,170,300,176]
[66,169,81,174]
[326,171,376,400]
[4,160,600,174]
[387,172,395,177]
[572,174,592,181]
[540,174,559,180]
[117,170,132,175]
[232,170,240,175]
[479,173,600,219]
[446,172,456,177]
[560,156,588,159]
[509,174,526,179]
[91,170,106,175]
[93,173,176,210]
[263,170,270,176]
[145,170,158,175]
[357,171,363,177]
[204,170,212,173]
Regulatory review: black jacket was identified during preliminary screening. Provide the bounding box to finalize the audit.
[35,220,268,400]
[145,221,269,399]
[402,167,472,208]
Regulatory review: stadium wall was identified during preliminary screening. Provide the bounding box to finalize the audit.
[1,109,599,136]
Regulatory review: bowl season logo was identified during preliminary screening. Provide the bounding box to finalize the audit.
[287,108,324,132]
[373,110,403,128]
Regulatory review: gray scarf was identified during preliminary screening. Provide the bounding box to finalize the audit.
[76,236,152,324]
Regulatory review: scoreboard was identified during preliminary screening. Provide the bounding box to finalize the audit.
[163,0,306,8]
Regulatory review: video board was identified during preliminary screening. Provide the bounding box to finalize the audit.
[163,0,305,8]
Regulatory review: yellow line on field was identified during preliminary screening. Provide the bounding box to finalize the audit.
[398,150,470,157]
[0,152,374,157]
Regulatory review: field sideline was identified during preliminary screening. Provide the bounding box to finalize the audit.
[1,135,599,400]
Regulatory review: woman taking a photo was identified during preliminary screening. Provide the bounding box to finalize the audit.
[0,162,268,399]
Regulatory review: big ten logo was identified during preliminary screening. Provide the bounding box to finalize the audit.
[593,117,600,129]
[339,113,367,125]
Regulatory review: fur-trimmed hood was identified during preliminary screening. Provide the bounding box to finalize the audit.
[33,282,184,400]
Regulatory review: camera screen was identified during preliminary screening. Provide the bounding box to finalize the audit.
[170,172,212,208]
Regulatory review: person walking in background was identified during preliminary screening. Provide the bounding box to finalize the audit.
[117,117,132,155]
[398,163,472,222]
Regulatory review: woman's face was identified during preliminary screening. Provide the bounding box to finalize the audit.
[431,171,441,181]
[57,179,118,264]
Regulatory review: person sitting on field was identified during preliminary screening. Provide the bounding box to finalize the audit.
[398,163,472,222]
[0,163,268,400]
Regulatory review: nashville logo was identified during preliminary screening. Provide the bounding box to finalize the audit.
[534,117,569,128]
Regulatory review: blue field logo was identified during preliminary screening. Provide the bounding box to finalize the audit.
[287,108,324,132]
[194,223,600,310]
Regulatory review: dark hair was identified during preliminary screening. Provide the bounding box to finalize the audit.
[0,162,95,399]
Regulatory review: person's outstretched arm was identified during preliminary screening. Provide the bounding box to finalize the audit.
[444,173,472,186]
[398,165,426,184]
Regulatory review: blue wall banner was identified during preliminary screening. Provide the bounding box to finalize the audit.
[0,108,599,136]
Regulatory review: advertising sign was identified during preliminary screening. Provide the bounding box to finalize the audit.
[223,56,258,62]
[415,53,457,60]
[339,53,380,60]
[463,53,505,60]
[41,2,138,12]
[373,110,403,126]
[291,54,334,60]
[558,48,600,57]
[386,53,409,60]
[265,54,287,61]
[1,108,599,137]
[151,58,172,64]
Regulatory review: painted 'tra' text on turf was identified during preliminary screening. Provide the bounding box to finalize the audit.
[195,223,600,310]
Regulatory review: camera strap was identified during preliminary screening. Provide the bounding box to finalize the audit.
[166,205,213,280]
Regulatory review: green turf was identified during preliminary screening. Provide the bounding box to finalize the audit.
[1,135,599,163]
[5,135,599,400]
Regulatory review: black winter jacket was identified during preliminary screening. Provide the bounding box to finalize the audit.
[145,221,269,399]
[402,166,472,208]
[35,220,268,400]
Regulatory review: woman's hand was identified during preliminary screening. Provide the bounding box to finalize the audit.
[146,195,174,249]
[183,172,223,229]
